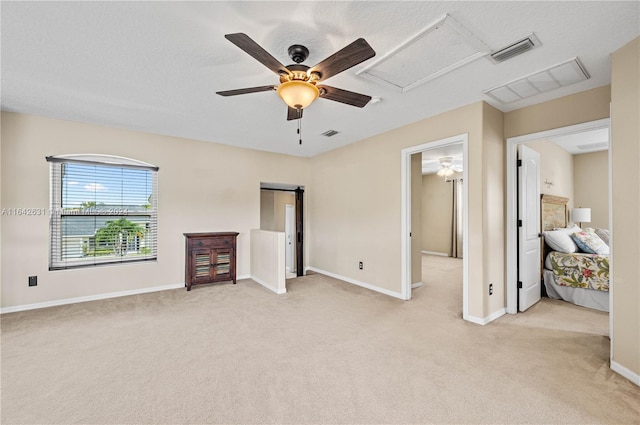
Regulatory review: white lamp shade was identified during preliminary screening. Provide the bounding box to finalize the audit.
[572,207,591,223]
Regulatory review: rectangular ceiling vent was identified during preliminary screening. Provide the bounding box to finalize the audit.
[321,130,339,137]
[577,142,609,151]
[484,57,590,104]
[489,34,540,64]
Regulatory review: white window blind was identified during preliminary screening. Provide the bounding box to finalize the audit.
[47,154,158,270]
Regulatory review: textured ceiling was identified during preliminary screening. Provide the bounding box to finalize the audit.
[1,2,638,157]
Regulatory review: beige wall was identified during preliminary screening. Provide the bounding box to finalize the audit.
[274,192,295,232]
[0,117,3,304]
[411,153,422,285]
[309,102,503,319]
[421,173,455,254]
[260,190,294,232]
[574,151,609,229]
[611,37,640,378]
[482,102,505,314]
[525,139,575,211]
[505,85,611,138]
[522,141,609,230]
[0,112,310,308]
[250,229,286,294]
[260,190,275,231]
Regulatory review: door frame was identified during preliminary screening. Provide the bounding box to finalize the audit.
[505,118,611,314]
[285,204,295,273]
[401,133,469,320]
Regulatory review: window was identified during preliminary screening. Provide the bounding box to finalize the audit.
[47,154,158,270]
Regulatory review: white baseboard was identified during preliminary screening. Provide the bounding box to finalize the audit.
[0,283,185,314]
[249,275,286,295]
[412,282,424,289]
[611,360,640,386]
[422,250,449,257]
[236,274,251,281]
[464,308,506,326]
[305,267,404,299]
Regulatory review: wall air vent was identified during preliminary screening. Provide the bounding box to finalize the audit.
[321,130,340,137]
[489,34,540,64]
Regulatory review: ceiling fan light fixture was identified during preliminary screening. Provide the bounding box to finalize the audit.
[437,168,454,177]
[436,156,458,178]
[277,81,319,109]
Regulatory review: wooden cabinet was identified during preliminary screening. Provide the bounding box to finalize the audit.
[184,232,239,291]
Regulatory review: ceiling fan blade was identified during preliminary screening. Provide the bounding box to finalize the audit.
[310,38,375,82]
[216,85,277,96]
[317,85,372,108]
[225,33,292,77]
[287,107,303,121]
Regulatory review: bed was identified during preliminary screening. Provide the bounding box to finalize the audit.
[540,194,610,312]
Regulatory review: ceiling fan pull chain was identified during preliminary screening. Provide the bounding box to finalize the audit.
[298,109,302,145]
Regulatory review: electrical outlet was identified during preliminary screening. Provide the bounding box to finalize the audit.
[28,276,38,287]
[358,261,363,270]
[489,283,493,295]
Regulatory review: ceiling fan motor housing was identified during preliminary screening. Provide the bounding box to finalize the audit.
[288,44,309,63]
[279,64,320,84]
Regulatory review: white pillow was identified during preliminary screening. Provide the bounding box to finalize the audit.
[554,224,581,234]
[544,230,578,253]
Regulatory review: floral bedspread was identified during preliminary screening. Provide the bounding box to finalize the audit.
[548,252,609,292]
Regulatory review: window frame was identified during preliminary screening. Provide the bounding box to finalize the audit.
[47,154,159,270]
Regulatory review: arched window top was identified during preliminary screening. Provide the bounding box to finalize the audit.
[46,154,158,171]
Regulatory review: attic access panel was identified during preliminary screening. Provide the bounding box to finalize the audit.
[357,14,490,93]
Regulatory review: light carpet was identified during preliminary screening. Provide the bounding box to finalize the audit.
[1,255,638,424]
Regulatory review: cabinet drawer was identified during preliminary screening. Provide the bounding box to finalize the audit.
[189,236,234,249]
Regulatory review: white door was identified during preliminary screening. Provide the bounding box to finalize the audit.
[285,204,294,273]
[518,145,541,312]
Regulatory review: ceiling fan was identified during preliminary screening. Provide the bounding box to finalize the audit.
[437,157,463,177]
[216,33,376,121]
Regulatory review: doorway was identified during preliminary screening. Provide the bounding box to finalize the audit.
[401,133,469,320]
[505,118,611,317]
[260,183,305,277]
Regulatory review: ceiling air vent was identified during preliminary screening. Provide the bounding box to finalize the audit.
[321,130,340,137]
[489,34,540,64]
[484,57,589,104]
[577,142,609,151]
